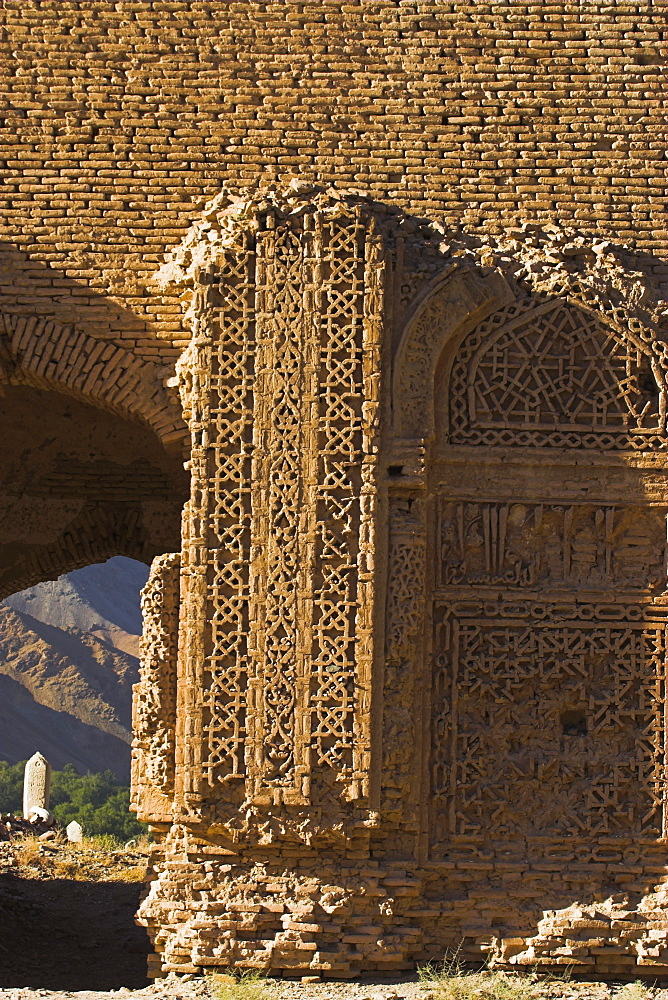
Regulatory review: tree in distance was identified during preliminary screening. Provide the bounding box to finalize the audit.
[0,760,147,841]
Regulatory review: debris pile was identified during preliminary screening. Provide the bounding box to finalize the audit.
[0,809,63,842]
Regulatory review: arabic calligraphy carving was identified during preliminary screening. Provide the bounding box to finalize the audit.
[439,501,667,592]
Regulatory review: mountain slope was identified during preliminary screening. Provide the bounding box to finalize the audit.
[0,557,149,779]
[4,557,149,659]
[0,672,132,777]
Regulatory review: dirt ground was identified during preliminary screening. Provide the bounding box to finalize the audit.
[1,841,668,1000]
[2,970,668,1000]
[0,837,151,992]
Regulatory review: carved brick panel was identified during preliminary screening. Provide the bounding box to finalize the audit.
[449,299,667,450]
[431,602,667,848]
[428,297,668,856]
[438,500,668,592]
[176,209,384,816]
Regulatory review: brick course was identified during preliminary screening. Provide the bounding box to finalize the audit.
[0,1,666,358]
[2,2,668,980]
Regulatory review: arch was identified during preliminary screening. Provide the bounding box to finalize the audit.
[392,263,668,462]
[0,502,164,601]
[391,265,513,444]
[0,382,188,600]
[441,295,668,451]
[0,313,186,451]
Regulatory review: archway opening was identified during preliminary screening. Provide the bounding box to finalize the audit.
[0,379,189,778]
[0,382,188,598]
[0,382,188,990]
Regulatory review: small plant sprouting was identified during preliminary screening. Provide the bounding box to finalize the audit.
[615,982,652,1000]
[211,970,274,1000]
[417,950,535,1000]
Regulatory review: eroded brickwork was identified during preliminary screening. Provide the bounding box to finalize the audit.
[130,189,668,979]
[1,0,667,982]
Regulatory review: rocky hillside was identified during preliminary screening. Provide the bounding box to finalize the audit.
[0,558,149,779]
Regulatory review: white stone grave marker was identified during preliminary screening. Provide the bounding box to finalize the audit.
[66,820,83,843]
[22,752,51,819]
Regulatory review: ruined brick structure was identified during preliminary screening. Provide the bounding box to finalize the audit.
[1,0,667,982]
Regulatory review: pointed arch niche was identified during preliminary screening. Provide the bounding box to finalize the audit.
[386,271,668,864]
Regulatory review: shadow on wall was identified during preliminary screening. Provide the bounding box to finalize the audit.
[0,383,188,598]
[0,874,151,989]
[0,239,164,343]
[0,238,190,595]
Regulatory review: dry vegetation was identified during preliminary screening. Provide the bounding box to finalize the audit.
[416,961,658,1000]
[211,972,277,1000]
[205,967,666,1000]
[419,962,539,1000]
[0,832,150,881]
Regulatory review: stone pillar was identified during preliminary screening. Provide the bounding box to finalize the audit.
[66,820,83,843]
[135,196,390,978]
[23,752,50,819]
[131,551,180,825]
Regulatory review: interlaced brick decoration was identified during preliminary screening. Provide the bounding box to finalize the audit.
[449,299,667,449]
[248,211,379,801]
[430,300,668,853]
[250,224,305,790]
[177,244,256,793]
[177,207,383,808]
[310,220,367,779]
[431,603,667,846]
[203,247,257,786]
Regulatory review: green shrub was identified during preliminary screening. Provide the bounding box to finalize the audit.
[0,760,146,841]
[0,760,23,812]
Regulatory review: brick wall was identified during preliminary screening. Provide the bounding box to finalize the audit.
[0,1,665,360]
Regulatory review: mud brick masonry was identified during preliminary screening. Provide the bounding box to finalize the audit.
[1,0,668,981]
